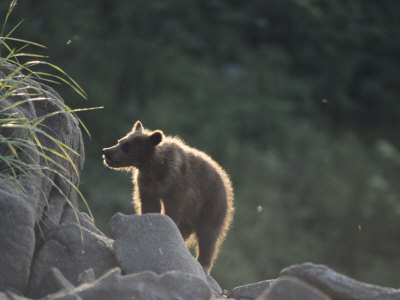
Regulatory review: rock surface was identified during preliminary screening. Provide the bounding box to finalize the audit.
[206,274,224,298]
[0,291,32,300]
[0,179,36,294]
[27,215,118,298]
[110,212,206,280]
[0,61,84,294]
[227,279,276,299]
[257,276,331,300]
[43,268,212,300]
[281,263,400,300]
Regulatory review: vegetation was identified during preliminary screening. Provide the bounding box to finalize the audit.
[0,1,93,221]
[3,0,400,289]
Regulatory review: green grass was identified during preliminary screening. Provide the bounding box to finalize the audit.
[0,0,100,226]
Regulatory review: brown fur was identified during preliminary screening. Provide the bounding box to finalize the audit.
[102,121,234,273]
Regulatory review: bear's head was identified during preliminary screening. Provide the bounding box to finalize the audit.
[102,121,163,169]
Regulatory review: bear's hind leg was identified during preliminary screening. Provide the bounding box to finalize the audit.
[179,222,195,241]
[196,220,225,274]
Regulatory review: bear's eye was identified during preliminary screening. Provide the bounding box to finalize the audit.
[121,142,129,152]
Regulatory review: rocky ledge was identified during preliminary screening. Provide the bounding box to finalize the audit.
[1,62,399,300]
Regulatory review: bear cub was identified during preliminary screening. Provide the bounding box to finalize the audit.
[103,121,234,273]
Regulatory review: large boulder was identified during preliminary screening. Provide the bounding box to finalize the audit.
[109,213,207,281]
[26,211,118,298]
[257,276,331,300]
[281,263,400,300]
[44,268,213,300]
[227,279,276,300]
[0,61,84,293]
[0,180,36,294]
[0,291,32,300]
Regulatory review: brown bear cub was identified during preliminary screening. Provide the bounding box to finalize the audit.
[102,121,234,273]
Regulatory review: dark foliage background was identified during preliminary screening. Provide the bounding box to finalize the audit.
[3,0,400,289]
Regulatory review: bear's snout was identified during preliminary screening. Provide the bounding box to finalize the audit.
[102,148,111,159]
[102,146,127,168]
[102,147,115,164]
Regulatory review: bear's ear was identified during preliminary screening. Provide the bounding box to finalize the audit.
[149,130,163,146]
[133,121,143,132]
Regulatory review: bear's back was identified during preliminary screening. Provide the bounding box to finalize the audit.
[156,137,233,203]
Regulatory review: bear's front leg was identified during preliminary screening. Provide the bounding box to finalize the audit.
[138,189,162,214]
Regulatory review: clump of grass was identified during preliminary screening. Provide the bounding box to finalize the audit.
[0,0,100,225]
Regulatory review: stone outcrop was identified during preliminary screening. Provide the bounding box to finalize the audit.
[280,263,400,300]
[256,276,331,300]
[27,211,118,298]
[110,213,206,280]
[0,61,84,294]
[227,280,276,299]
[41,268,212,300]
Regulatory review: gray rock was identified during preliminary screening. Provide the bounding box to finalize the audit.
[1,62,84,228]
[228,279,276,299]
[206,274,224,298]
[44,294,82,300]
[0,291,31,300]
[0,180,36,293]
[60,206,103,236]
[46,268,212,300]
[31,81,85,243]
[109,212,206,280]
[281,262,400,300]
[33,267,75,297]
[0,61,85,294]
[27,222,118,298]
[0,66,39,293]
[77,269,96,285]
[257,276,331,300]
